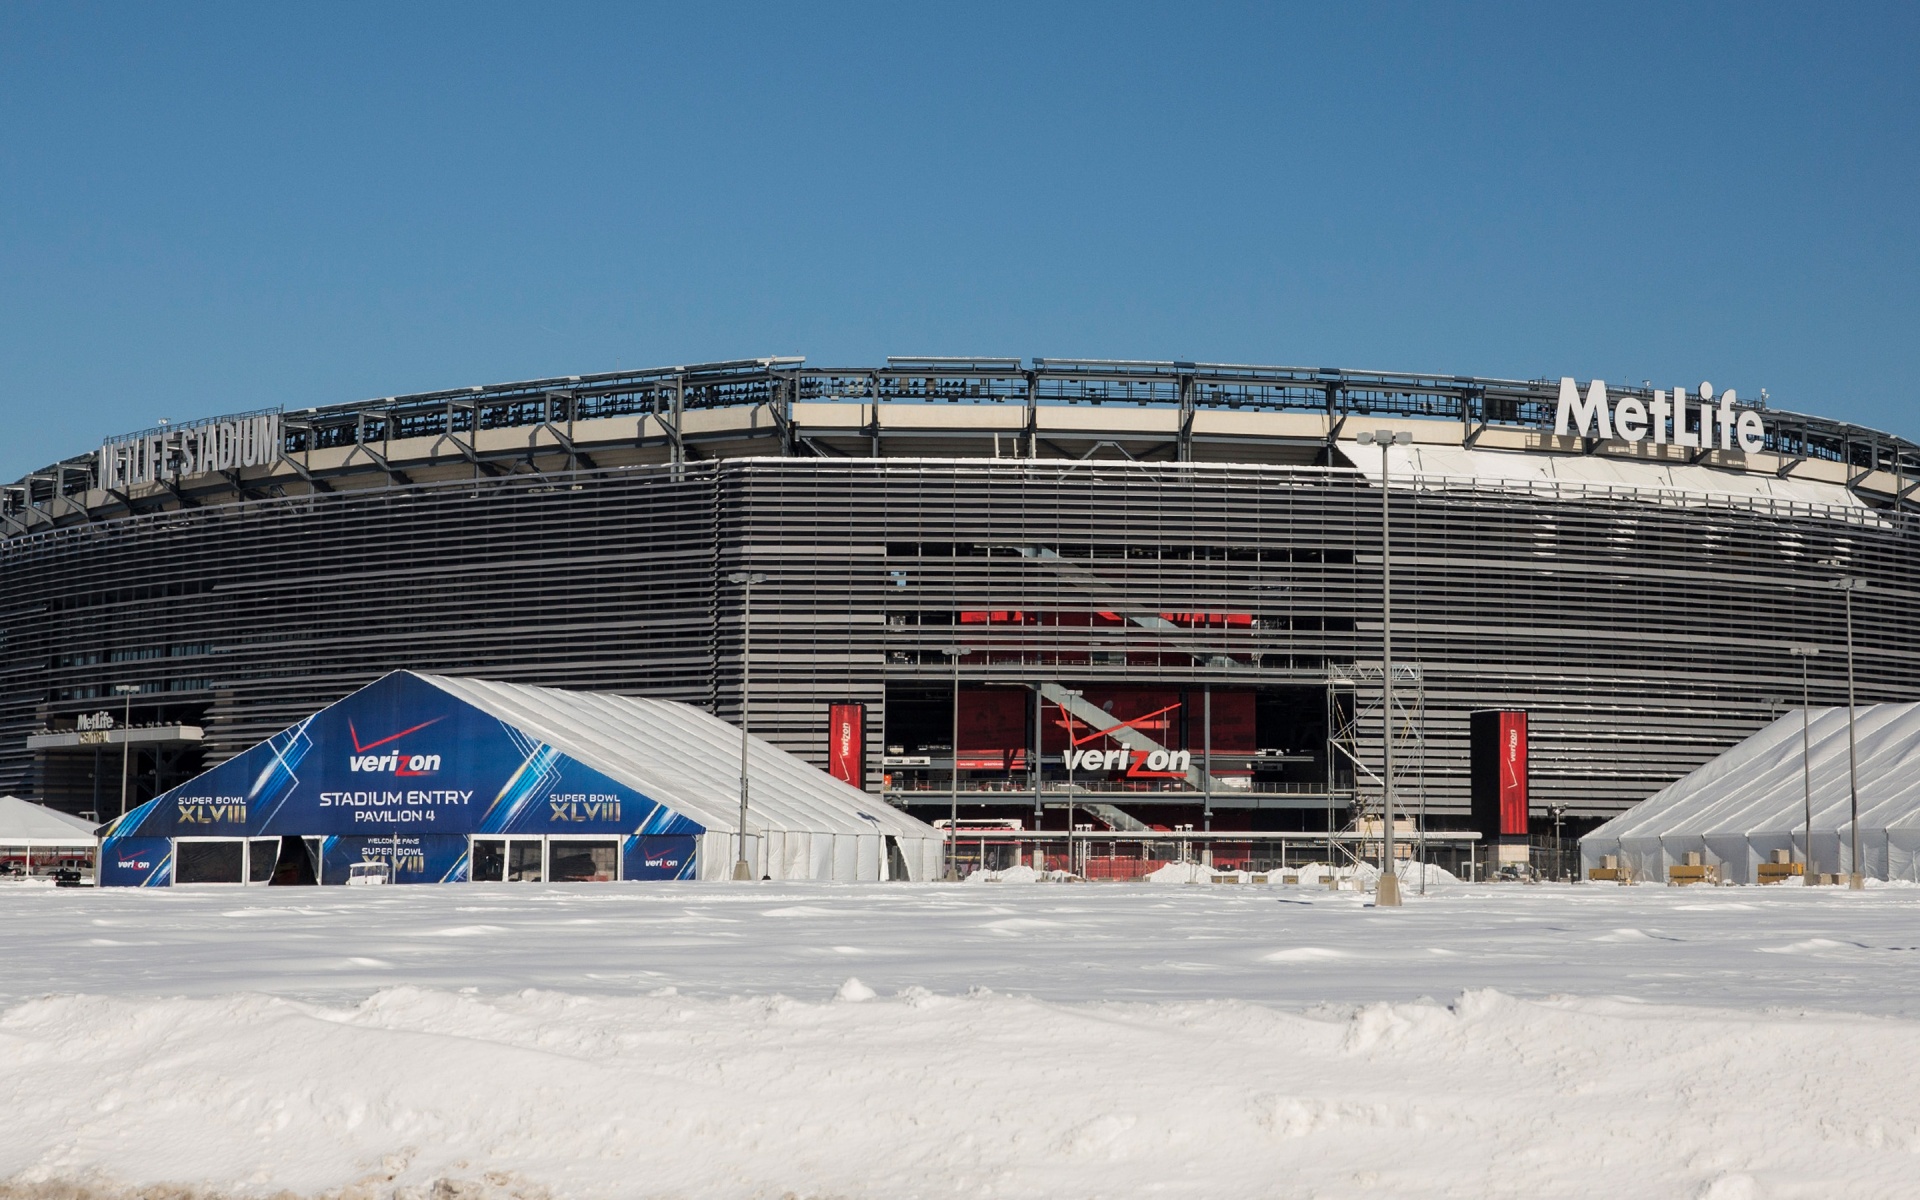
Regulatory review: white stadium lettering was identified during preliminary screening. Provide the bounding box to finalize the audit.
[1556,378,1764,454]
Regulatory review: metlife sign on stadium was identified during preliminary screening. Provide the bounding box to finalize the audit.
[1555,377,1766,452]
[97,410,282,489]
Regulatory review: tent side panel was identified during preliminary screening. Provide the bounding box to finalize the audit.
[1703,834,1753,885]
[696,832,731,881]
[780,832,810,881]
[1578,837,1617,874]
[1890,831,1920,883]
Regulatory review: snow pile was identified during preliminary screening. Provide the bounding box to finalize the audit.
[1144,859,1220,883]
[982,858,1461,887]
[6,984,1920,1198]
[966,864,1046,883]
[5,882,1920,1196]
[1265,860,1461,889]
[1384,860,1461,887]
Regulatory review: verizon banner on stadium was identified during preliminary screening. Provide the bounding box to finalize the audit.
[1499,711,1529,836]
[1470,709,1530,845]
[828,703,866,788]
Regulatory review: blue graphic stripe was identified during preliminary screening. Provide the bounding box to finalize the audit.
[246,718,315,829]
[475,741,564,832]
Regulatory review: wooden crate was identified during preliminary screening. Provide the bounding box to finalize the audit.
[1757,862,1805,884]
[1667,864,1719,886]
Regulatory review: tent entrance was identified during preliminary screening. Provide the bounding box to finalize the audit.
[268,835,319,885]
[469,836,563,882]
[175,838,280,885]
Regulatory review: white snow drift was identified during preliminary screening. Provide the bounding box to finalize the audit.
[5,883,1920,1198]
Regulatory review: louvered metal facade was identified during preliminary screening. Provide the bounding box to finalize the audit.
[4,357,1916,831]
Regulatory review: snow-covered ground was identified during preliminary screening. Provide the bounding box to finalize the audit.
[5,880,1920,1198]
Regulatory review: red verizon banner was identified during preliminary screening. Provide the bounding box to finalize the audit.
[828,703,865,788]
[1499,710,1529,837]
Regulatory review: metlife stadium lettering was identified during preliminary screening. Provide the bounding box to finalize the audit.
[1555,377,1765,453]
[98,411,281,489]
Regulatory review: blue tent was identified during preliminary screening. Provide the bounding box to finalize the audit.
[99,671,939,886]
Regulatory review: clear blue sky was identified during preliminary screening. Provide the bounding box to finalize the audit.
[2,2,1914,480]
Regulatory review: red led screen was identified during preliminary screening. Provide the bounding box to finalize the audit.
[827,703,865,787]
[1498,710,1528,836]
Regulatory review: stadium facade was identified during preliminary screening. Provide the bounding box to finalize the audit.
[3,357,1916,843]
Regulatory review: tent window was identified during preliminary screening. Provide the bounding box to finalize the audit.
[471,838,505,882]
[176,840,244,884]
[247,839,279,883]
[507,839,543,882]
[550,840,618,883]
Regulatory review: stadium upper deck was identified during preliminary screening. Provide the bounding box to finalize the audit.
[5,356,1920,534]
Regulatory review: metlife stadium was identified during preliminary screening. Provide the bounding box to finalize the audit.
[3,357,1916,844]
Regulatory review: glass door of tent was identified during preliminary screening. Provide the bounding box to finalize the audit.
[175,839,245,884]
[507,839,543,881]
[469,836,619,882]
[548,838,619,882]
[176,838,281,885]
[469,836,547,882]
[471,838,506,882]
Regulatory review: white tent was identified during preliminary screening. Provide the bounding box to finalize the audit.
[422,675,943,882]
[0,795,98,876]
[1580,703,1920,883]
[0,794,98,847]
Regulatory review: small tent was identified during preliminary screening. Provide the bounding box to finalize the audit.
[1580,703,1920,883]
[99,671,941,886]
[0,795,98,877]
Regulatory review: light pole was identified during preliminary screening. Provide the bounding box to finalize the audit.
[1788,645,1819,872]
[114,684,140,817]
[727,571,767,881]
[1031,683,1044,859]
[942,646,963,880]
[1058,688,1083,876]
[1821,576,1866,888]
[1355,428,1412,906]
[1201,685,1212,868]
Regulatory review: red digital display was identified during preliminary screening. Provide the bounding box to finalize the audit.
[1044,689,1256,768]
[955,688,1259,775]
[828,703,865,788]
[958,689,1027,770]
[1499,710,1528,836]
